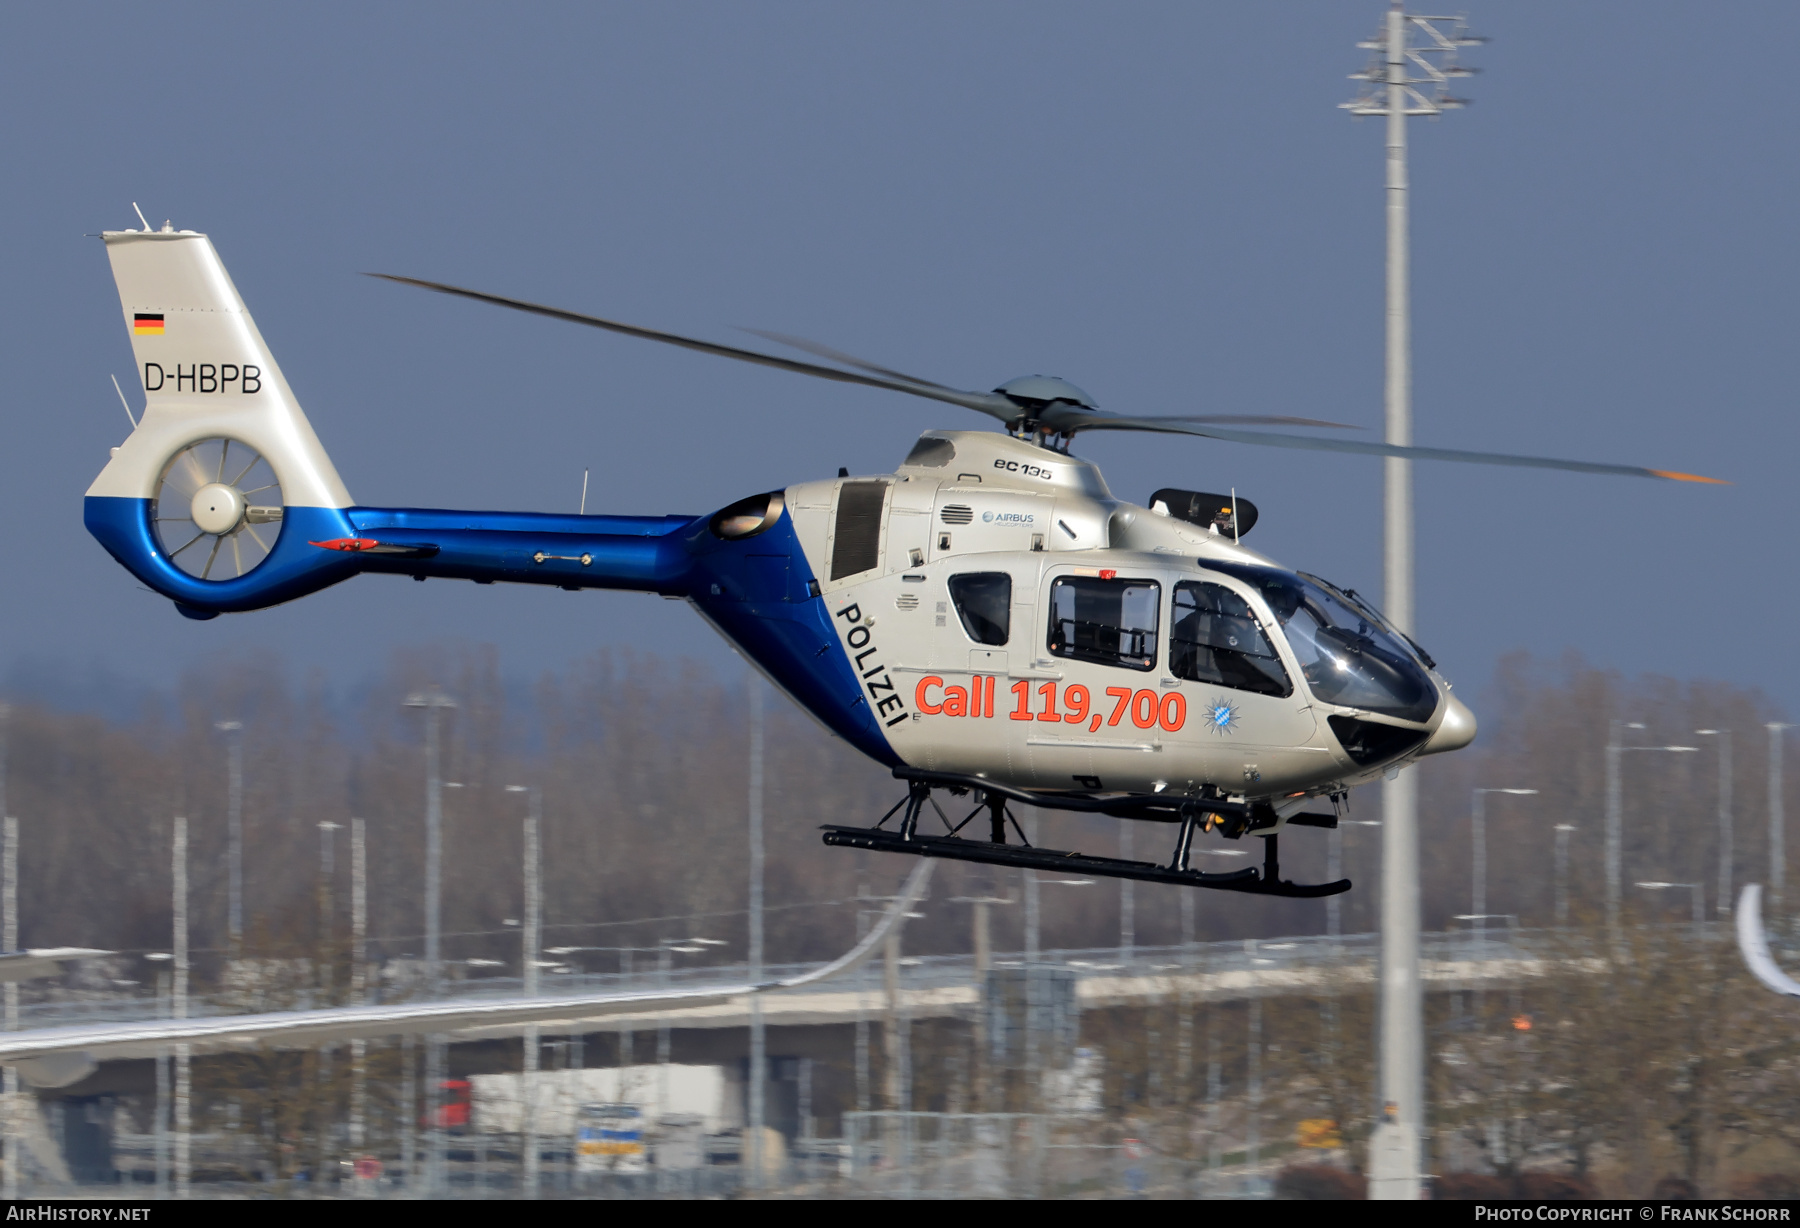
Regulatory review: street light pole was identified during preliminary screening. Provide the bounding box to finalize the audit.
[173,816,189,1198]
[0,704,11,1199]
[1696,730,1733,915]
[644,936,719,1118]
[1374,9,1422,1187]
[1022,816,1041,1117]
[2,813,15,1202]
[1119,823,1134,963]
[1470,789,1536,1013]
[318,820,340,949]
[1607,723,1699,942]
[951,882,1012,1111]
[745,674,766,1187]
[349,818,367,1160]
[1606,720,1634,942]
[1179,887,1196,1100]
[659,940,673,1119]
[403,688,456,1195]
[854,877,871,1113]
[505,784,541,1199]
[403,691,456,988]
[1771,724,1790,917]
[1454,911,1524,1165]
[215,720,243,953]
[1024,835,1040,966]
[313,817,341,1185]
[1553,824,1577,927]
[1471,788,1540,932]
[1343,6,1481,1199]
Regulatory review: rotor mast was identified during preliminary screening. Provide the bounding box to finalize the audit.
[1343,2,1481,1201]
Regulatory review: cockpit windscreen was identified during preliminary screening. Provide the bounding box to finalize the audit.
[1203,562,1438,723]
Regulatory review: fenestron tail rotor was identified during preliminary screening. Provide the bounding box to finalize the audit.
[371,274,1724,484]
[153,438,285,580]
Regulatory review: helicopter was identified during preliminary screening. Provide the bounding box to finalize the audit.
[84,223,1721,899]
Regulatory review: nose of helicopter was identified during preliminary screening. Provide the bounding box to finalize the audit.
[1421,692,1477,756]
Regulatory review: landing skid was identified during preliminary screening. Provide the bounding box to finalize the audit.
[820,771,1351,899]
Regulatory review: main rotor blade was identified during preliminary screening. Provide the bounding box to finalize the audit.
[1064,414,1727,483]
[738,328,961,393]
[1127,414,1362,430]
[368,275,1017,421]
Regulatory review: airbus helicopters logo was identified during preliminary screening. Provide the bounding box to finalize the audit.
[980,510,1035,525]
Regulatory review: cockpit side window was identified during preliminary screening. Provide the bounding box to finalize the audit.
[948,572,1011,646]
[1047,576,1159,671]
[1170,581,1292,697]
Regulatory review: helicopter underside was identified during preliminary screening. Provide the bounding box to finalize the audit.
[821,766,1351,897]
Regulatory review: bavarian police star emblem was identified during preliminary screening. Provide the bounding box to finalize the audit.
[1204,698,1240,735]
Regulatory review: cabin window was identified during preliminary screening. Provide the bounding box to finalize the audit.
[1170,581,1292,697]
[1047,576,1159,671]
[948,572,1011,646]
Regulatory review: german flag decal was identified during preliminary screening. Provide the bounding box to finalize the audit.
[132,313,164,335]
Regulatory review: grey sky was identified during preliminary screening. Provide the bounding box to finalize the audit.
[2,2,1789,716]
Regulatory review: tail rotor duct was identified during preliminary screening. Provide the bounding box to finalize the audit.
[152,438,285,581]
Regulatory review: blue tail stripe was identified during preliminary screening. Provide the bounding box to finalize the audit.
[349,508,693,538]
[84,495,898,764]
[85,496,362,612]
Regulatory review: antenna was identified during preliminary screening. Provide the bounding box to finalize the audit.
[1230,487,1240,545]
[580,468,589,516]
[110,374,138,429]
[131,203,151,231]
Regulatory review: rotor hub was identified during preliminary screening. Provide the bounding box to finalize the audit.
[995,374,1097,411]
[190,482,246,535]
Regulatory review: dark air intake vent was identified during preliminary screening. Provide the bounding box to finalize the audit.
[1327,715,1430,767]
[830,481,888,580]
[1151,488,1259,538]
[939,504,974,525]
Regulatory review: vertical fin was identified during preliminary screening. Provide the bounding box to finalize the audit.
[86,228,351,509]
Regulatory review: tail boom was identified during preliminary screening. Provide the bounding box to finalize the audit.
[337,508,699,594]
[86,499,702,614]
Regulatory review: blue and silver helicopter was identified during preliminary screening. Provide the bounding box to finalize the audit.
[84,224,1719,898]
